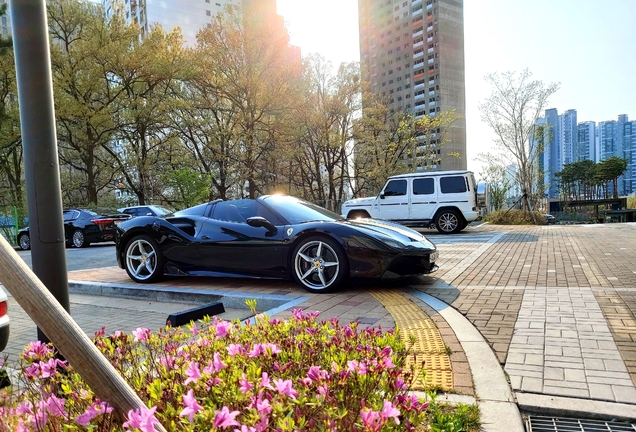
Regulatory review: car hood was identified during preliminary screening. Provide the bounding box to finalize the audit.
[341,218,436,250]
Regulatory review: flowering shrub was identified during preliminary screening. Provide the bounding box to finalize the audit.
[0,309,431,431]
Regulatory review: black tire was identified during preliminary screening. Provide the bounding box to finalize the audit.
[435,209,463,234]
[18,233,30,250]
[291,236,348,293]
[347,210,370,219]
[72,229,89,248]
[124,234,165,283]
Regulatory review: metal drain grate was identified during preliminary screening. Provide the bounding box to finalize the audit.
[526,415,636,432]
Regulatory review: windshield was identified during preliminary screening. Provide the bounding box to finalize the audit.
[262,195,343,224]
[152,206,174,217]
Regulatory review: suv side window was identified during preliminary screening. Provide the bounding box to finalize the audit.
[383,179,407,196]
[413,178,434,194]
[440,176,467,193]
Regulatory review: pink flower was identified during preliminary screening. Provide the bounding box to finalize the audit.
[381,400,400,425]
[216,321,232,338]
[213,352,226,371]
[381,356,395,369]
[291,308,304,320]
[132,327,151,342]
[234,426,257,432]
[76,401,113,426]
[307,365,328,382]
[123,406,160,432]
[179,389,203,423]
[40,358,66,378]
[317,385,328,398]
[260,372,272,389]
[23,341,52,360]
[256,398,271,415]
[190,323,199,335]
[43,394,67,417]
[380,346,392,358]
[360,409,383,431]
[239,374,253,394]
[184,362,202,385]
[227,344,243,356]
[213,406,241,428]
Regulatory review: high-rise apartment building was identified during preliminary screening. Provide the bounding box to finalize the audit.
[0,0,11,37]
[358,0,466,171]
[576,121,596,162]
[102,0,239,45]
[560,109,577,165]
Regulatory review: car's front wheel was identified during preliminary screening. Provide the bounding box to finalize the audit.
[291,236,348,293]
[124,235,164,283]
[435,209,463,234]
[18,233,30,250]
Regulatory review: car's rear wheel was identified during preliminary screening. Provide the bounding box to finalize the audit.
[72,229,89,248]
[291,236,348,293]
[435,209,463,234]
[18,233,30,250]
[124,235,164,283]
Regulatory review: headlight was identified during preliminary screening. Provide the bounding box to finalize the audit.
[430,251,439,261]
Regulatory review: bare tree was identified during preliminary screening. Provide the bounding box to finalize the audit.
[480,69,559,216]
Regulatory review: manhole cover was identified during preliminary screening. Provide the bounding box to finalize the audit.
[526,415,636,432]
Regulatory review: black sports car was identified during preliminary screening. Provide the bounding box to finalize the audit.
[115,195,439,293]
[17,209,129,250]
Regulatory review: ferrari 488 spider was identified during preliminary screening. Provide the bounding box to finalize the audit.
[115,195,438,293]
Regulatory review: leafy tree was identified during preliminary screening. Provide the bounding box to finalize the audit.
[476,153,513,211]
[291,55,359,208]
[48,0,135,205]
[480,69,559,214]
[105,24,188,205]
[597,156,628,198]
[352,83,459,196]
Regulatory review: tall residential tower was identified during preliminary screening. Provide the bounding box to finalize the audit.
[358,0,466,171]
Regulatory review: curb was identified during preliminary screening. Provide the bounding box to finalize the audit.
[408,290,525,432]
[68,280,311,320]
[516,392,636,423]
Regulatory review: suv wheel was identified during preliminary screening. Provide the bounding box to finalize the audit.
[435,210,463,234]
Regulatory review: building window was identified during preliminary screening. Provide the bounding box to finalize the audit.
[206,10,211,16]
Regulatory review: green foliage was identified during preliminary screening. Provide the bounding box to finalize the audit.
[426,391,480,432]
[159,167,211,210]
[628,194,636,209]
[556,158,628,200]
[484,209,547,225]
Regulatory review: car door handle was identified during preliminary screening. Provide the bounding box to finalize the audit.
[201,235,210,240]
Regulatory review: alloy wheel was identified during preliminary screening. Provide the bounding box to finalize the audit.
[72,230,85,248]
[125,238,158,281]
[294,240,340,290]
[437,212,459,233]
[19,234,30,250]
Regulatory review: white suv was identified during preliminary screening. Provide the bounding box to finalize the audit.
[341,170,487,234]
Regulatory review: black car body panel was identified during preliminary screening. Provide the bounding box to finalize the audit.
[115,195,438,289]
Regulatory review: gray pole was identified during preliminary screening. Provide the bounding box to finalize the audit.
[10,0,70,342]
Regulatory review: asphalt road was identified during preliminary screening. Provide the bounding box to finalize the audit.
[14,242,118,271]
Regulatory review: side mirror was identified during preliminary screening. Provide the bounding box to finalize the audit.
[246,216,277,235]
[379,193,385,199]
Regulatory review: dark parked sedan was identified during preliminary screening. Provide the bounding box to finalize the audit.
[17,209,129,250]
[115,195,438,293]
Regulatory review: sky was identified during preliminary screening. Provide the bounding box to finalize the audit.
[276,0,636,174]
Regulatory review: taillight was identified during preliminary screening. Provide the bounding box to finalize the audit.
[92,219,115,225]
[0,300,7,318]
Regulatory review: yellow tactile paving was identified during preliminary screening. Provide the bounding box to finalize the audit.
[371,290,453,391]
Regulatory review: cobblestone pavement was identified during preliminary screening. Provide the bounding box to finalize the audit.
[414,223,636,404]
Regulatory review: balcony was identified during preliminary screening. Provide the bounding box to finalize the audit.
[426,3,432,10]
[427,37,433,42]
[427,58,434,64]
[412,8,423,16]
[429,101,436,107]
[414,93,426,101]
[428,91,435,96]
[414,72,425,80]
[428,69,435,74]
[413,30,423,38]
[414,83,426,91]
[427,25,433,31]
[413,59,424,68]
[428,47,434,53]
[426,14,433,21]
[413,0,423,5]
[412,19,423,27]
[413,41,423,49]
[413,51,424,59]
